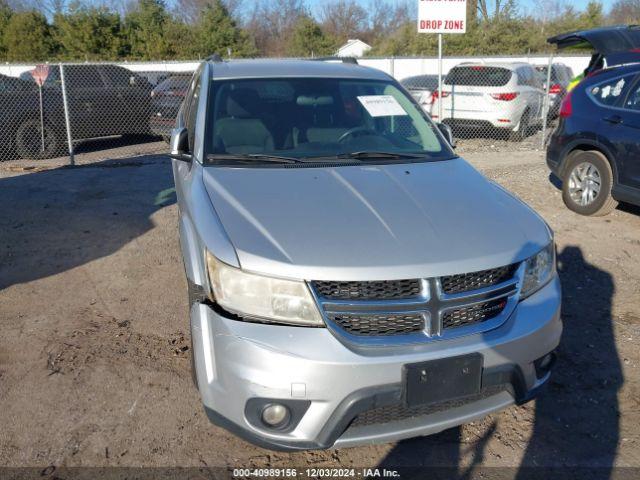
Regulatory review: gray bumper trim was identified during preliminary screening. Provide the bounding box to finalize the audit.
[204,361,553,451]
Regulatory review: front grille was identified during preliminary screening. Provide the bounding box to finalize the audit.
[311,262,519,344]
[442,299,507,330]
[328,313,424,336]
[349,385,506,428]
[312,279,422,301]
[440,264,518,295]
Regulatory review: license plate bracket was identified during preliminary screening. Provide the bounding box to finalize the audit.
[404,353,483,407]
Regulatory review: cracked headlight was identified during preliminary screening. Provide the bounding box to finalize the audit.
[520,242,556,299]
[206,251,324,326]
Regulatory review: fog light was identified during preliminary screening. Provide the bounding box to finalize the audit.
[261,404,290,428]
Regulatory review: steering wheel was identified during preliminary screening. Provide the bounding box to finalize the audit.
[338,127,378,144]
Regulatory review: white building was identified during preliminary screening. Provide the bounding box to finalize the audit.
[336,39,372,58]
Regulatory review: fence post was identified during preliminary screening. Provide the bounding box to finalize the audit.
[59,63,75,166]
[390,57,395,78]
[438,34,443,122]
[540,53,554,152]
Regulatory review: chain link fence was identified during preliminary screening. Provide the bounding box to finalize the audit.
[0,62,195,164]
[399,59,573,154]
[0,56,579,164]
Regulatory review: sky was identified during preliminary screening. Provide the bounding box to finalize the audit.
[303,0,616,17]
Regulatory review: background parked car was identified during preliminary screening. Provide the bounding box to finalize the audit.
[134,70,169,88]
[546,62,640,216]
[11,64,153,159]
[0,73,34,93]
[401,74,439,110]
[149,73,191,140]
[534,63,574,119]
[431,62,545,141]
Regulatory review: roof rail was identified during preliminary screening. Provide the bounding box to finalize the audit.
[207,53,223,63]
[310,56,359,65]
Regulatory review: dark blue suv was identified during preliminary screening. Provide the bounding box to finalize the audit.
[547,62,640,216]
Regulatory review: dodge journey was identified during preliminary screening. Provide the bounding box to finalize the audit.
[169,58,562,450]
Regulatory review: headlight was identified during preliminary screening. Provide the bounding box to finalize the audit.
[206,252,324,326]
[520,242,556,299]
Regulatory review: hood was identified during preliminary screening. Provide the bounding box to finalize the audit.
[548,25,640,55]
[202,159,551,281]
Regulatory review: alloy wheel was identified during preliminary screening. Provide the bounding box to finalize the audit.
[568,161,602,206]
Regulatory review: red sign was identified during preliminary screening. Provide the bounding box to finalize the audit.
[30,64,50,87]
[418,0,467,34]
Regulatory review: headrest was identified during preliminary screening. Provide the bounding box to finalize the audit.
[227,88,260,118]
[296,95,334,107]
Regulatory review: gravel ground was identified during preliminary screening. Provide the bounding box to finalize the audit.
[0,150,639,478]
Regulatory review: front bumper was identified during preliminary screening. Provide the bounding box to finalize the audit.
[191,276,562,450]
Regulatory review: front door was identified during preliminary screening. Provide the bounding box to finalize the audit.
[616,76,640,189]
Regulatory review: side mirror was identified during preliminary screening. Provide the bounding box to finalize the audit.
[129,76,137,86]
[437,122,456,149]
[169,127,192,162]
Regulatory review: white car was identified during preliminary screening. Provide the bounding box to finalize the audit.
[431,62,545,141]
[401,74,439,109]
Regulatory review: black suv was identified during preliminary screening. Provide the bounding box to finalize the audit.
[546,62,640,215]
[0,64,152,160]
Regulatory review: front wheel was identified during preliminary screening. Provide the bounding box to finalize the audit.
[15,118,63,160]
[562,150,618,216]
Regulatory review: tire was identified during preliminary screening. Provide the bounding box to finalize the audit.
[561,150,618,216]
[509,109,530,142]
[15,118,63,160]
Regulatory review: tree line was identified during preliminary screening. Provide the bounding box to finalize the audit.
[1,0,639,63]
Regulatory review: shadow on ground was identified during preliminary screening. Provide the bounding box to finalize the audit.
[376,246,622,479]
[0,156,175,290]
[72,134,163,155]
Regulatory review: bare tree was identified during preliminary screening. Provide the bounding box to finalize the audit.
[319,0,368,42]
[529,0,568,24]
[609,0,640,23]
[477,0,518,22]
[246,0,307,56]
[369,0,412,39]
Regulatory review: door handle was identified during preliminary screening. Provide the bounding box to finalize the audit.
[604,115,623,124]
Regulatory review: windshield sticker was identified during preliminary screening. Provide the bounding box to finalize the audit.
[357,95,408,117]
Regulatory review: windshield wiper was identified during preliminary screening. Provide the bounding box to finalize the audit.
[301,151,427,162]
[337,151,427,160]
[206,153,304,164]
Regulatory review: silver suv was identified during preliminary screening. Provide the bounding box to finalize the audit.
[170,58,561,450]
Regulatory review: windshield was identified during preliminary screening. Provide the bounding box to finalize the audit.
[446,66,512,87]
[204,77,453,164]
[401,75,438,91]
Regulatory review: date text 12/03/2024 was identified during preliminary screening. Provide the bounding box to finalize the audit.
[232,468,400,478]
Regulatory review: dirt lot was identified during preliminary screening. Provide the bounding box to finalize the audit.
[1,150,639,478]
